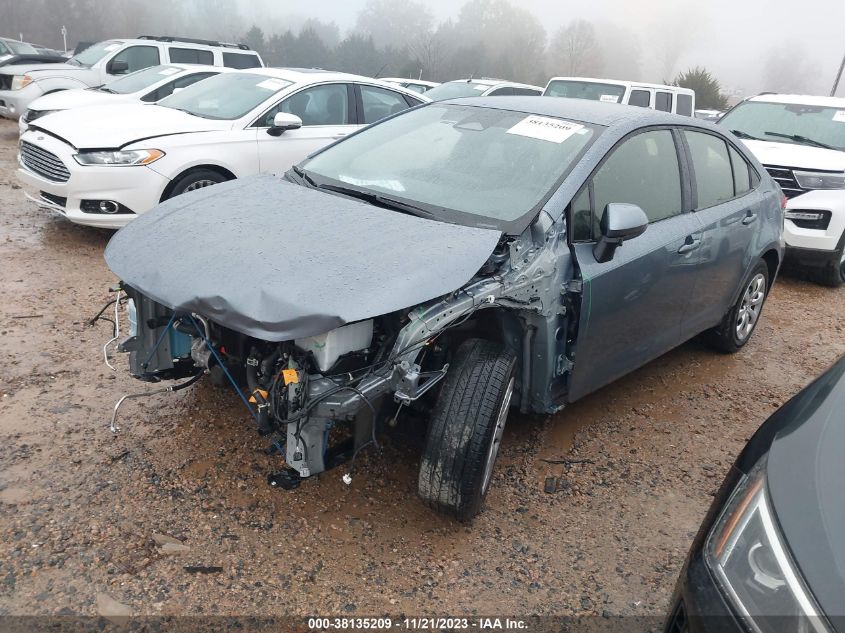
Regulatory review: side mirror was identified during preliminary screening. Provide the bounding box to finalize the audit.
[108,59,129,75]
[593,203,648,263]
[267,112,303,137]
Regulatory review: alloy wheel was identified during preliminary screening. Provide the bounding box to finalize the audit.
[184,179,218,192]
[481,376,515,495]
[736,273,766,341]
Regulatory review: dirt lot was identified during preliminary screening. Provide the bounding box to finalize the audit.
[1,116,844,622]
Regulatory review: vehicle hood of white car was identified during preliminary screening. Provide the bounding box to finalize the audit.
[742,139,845,172]
[28,88,123,111]
[0,62,85,76]
[30,104,229,150]
[104,174,503,342]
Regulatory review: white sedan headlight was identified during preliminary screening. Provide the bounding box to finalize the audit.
[73,149,165,166]
[793,170,845,190]
[705,458,830,633]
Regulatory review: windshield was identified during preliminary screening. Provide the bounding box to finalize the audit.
[69,40,122,67]
[158,72,291,120]
[303,103,598,231]
[544,80,626,103]
[425,81,490,101]
[101,65,181,94]
[720,100,845,151]
[5,40,38,55]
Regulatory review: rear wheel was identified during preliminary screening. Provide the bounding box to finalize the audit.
[705,261,769,353]
[417,338,517,521]
[167,169,228,199]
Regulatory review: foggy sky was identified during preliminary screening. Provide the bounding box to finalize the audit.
[239,0,845,97]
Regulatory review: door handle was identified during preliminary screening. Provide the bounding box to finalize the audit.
[742,210,758,225]
[332,132,350,139]
[678,235,702,254]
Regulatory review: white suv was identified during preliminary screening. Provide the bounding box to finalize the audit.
[0,35,263,120]
[424,78,543,101]
[16,68,428,228]
[720,94,845,285]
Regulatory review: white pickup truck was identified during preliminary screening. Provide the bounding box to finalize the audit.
[0,36,262,120]
[720,93,845,286]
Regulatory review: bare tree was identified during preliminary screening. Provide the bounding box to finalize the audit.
[549,20,603,76]
[355,0,434,51]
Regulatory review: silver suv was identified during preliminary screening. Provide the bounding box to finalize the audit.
[0,35,263,119]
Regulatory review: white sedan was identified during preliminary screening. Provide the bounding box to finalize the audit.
[19,64,227,134]
[16,68,428,228]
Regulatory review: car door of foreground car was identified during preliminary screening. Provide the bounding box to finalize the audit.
[254,82,357,175]
[566,127,703,402]
[678,129,765,336]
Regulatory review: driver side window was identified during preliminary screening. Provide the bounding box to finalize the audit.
[109,45,160,74]
[571,129,682,241]
[256,83,350,128]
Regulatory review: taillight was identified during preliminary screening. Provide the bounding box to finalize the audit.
[781,194,788,210]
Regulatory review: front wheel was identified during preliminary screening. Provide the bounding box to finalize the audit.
[167,169,228,199]
[705,261,770,353]
[814,243,845,287]
[417,339,517,521]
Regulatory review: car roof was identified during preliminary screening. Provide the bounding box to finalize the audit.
[443,95,702,128]
[155,63,225,73]
[546,76,694,94]
[444,78,541,90]
[748,93,845,108]
[237,67,431,97]
[382,77,439,86]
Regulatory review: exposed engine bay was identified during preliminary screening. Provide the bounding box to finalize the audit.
[109,218,574,490]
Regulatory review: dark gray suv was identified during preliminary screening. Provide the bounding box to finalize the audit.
[104,97,785,520]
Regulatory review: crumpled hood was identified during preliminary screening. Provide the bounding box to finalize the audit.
[105,174,502,341]
[742,139,845,172]
[32,103,225,149]
[29,88,123,111]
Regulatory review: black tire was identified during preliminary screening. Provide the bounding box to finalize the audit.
[417,338,517,521]
[167,168,228,199]
[814,245,845,287]
[705,261,770,353]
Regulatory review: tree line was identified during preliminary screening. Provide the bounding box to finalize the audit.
[2,0,740,107]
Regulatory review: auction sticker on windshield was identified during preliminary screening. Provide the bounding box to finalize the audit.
[600,94,619,103]
[507,115,585,143]
[833,110,845,123]
[256,78,288,91]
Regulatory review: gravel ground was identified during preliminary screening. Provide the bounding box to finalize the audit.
[1,116,844,622]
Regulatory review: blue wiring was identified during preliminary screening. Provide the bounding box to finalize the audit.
[188,315,261,426]
[141,312,177,370]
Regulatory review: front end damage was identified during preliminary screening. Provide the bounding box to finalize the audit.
[101,175,578,501]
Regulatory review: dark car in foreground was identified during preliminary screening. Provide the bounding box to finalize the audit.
[667,356,845,633]
[104,97,784,520]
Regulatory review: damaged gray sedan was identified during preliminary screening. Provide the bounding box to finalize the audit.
[104,97,784,520]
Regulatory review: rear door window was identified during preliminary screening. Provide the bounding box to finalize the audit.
[223,52,262,69]
[488,86,514,96]
[684,130,735,208]
[359,85,415,124]
[729,145,754,195]
[168,47,214,65]
[110,45,160,74]
[629,89,651,108]
[676,94,693,116]
[512,87,542,96]
[656,92,673,112]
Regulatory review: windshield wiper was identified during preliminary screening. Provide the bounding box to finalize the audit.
[731,129,763,141]
[290,165,318,187]
[764,131,835,150]
[317,183,435,218]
